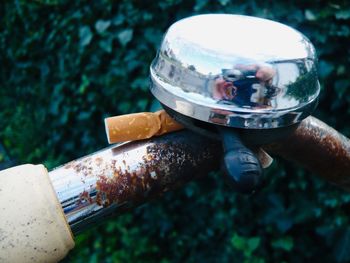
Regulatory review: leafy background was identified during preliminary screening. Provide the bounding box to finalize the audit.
[1,0,350,262]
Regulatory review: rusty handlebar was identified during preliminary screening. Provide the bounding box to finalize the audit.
[265,116,350,190]
[48,116,350,235]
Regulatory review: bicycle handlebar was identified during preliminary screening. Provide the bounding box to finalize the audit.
[49,116,350,235]
[1,116,349,262]
[265,116,350,190]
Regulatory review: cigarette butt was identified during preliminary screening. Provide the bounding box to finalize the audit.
[155,110,185,136]
[105,111,273,169]
[105,110,184,144]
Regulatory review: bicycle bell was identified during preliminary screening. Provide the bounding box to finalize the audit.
[149,14,320,193]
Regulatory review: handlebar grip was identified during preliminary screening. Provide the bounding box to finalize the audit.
[0,164,74,263]
[219,127,263,194]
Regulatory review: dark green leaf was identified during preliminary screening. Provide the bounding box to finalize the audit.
[117,29,133,46]
[95,20,111,34]
[79,26,93,47]
[99,38,113,53]
[113,14,125,26]
[272,237,294,251]
[305,10,317,21]
[335,10,350,20]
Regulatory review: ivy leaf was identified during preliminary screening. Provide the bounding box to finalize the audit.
[231,233,245,250]
[194,0,208,11]
[99,38,113,53]
[247,237,260,253]
[335,10,350,20]
[144,28,162,46]
[231,233,261,257]
[112,14,125,26]
[219,0,229,6]
[305,10,317,21]
[272,236,294,251]
[95,20,111,34]
[79,26,93,47]
[79,75,90,94]
[117,29,133,46]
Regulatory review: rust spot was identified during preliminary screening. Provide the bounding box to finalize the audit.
[265,116,350,190]
[64,161,76,169]
[92,132,220,208]
[95,157,103,166]
[58,130,221,234]
[143,154,153,162]
[78,190,93,204]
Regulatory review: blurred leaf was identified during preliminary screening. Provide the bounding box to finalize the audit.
[117,28,133,46]
[79,26,93,47]
[95,19,111,34]
[335,9,350,20]
[194,0,208,11]
[113,14,125,25]
[219,0,229,6]
[231,233,246,251]
[247,237,260,253]
[334,228,350,262]
[231,233,261,257]
[324,198,339,208]
[99,38,113,53]
[272,236,294,251]
[79,75,90,94]
[305,9,317,21]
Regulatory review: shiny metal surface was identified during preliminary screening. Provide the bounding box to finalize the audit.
[49,143,140,234]
[150,14,320,129]
[265,117,350,190]
[48,118,350,234]
[48,132,219,234]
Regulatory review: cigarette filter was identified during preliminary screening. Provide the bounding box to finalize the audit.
[105,110,184,144]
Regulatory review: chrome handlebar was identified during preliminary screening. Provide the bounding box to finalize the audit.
[49,116,350,235]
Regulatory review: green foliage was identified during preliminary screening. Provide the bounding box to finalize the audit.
[271,236,294,252]
[1,0,350,262]
[231,232,262,262]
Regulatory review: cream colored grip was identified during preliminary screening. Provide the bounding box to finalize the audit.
[0,164,74,263]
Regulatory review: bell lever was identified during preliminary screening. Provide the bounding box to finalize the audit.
[219,127,262,194]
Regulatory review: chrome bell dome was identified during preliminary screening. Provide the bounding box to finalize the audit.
[150,14,320,129]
